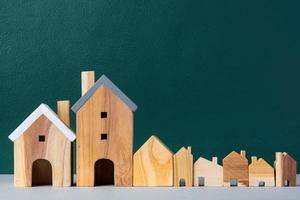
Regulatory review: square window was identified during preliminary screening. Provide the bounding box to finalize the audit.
[230,178,238,187]
[101,112,107,118]
[39,135,45,142]
[101,133,108,140]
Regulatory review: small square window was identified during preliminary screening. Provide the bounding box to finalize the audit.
[39,135,45,142]
[230,178,238,187]
[101,112,107,118]
[101,133,108,140]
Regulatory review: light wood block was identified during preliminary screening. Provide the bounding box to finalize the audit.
[249,156,274,187]
[275,152,297,187]
[76,73,134,186]
[173,147,193,187]
[223,150,249,187]
[133,135,173,187]
[81,71,95,96]
[194,157,223,187]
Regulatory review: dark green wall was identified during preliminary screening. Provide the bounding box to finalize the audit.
[1,0,300,173]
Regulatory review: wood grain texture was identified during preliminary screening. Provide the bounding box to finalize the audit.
[14,115,71,187]
[133,135,173,186]
[223,150,249,187]
[76,85,133,186]
[57,101,70,126]
[194,157,223,187]
[173,147,193,187]
[249,156,274,187]
[81,71,95,96]
[275,152,297,187]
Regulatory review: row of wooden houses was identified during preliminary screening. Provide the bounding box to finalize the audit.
[8,71,297,187]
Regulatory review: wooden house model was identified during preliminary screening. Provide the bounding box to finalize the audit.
[223,150,249,187]
[71,71,137,186]
[173,147,193,187]
[194,157,223,187]
[274,152,297,187]
[8,101,75,187]
[249,156,275,187]
[133,135,173,186]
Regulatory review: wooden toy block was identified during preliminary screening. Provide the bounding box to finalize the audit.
[173,146,193,187]
[249,156,275,187]
[194,157,223,187]
[133,135,173,186]
[71,72,138,187]
[223,150,249,187]
[8,102,75,187]
[274,152,297,187]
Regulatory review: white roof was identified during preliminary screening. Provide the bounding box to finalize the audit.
[8,103,76,142]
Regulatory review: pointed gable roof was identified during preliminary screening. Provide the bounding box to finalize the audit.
[135,135,173,156]
[71,74,138,112]
[195,157,222,167]
[8,104,76,142]
[223,151,248,162]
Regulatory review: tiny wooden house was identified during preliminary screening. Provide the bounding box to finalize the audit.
[223,150,249,187]
[71,72,137,187]
[8,102,75,187]
[274,152,297,187]
[133,135,173,186]
[194,157,223,187]
[249,156,275,187]
[173,147,193,187]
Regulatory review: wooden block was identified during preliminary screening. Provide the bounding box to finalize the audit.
[249,156,275,187]
[194,157,223,187]
[73,74,137,187]
[81,71,95,96]
[133,135,173,186]
[57,100,70,126]
[173,146,193,187]
[223,150,249,187]
[9,104,75,187]
[275,152,297,187]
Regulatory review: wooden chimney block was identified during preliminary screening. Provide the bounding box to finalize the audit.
[173,147,193,187]
[72,72,138,187]
[274,152,297,187]
[8,103,75,187]
[133,135,173,186]
[249,156,275,187]
[223,150,249,187]
[194,157,223,187]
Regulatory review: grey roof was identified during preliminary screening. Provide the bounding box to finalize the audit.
[71,75,138,112]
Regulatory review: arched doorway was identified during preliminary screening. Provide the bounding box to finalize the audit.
[94,159,114,186]
[32,159,52,186]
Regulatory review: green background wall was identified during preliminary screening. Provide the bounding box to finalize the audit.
[1,0,300,173]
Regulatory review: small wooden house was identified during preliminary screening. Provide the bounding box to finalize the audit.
[133,135,173,186]
[274,152,297,187]
[223,150,249,187]
[249,156,275,187]
[194,157,223,187]
[71,72,137,187]
[8,101,75,187]
[173,147,193,187]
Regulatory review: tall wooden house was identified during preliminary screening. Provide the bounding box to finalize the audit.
[194,157,223,187]
[274,152,297,187]
[173,147,193,187]
[133,135,173,186]
[223,150,249,187]
[249,156,275,187]
[71,71,137,186]
[8,101,75,187]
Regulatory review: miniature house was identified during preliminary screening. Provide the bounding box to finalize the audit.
[71,71,138,187]
[223,150,249,187]
[8,102,75,187]
[173,147,193,187]
[274,152,297,187]
[194,157,223,187]
[249,156,275,187]
[133,135,173,186]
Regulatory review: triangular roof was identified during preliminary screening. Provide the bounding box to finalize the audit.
[249,157,273,169]
[135,135,173,155]
[8,104,76,142]
[71,75,138,112]
[223,151,248,162]
[195,157,222,167]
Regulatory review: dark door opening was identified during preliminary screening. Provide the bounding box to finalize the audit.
[259,181,265,187]
[198,177,205,187]
[94,159,114,186]
[179,179,186,186]
[32,159,52,186]
[284,180,290,187]
[230,178,238,187]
